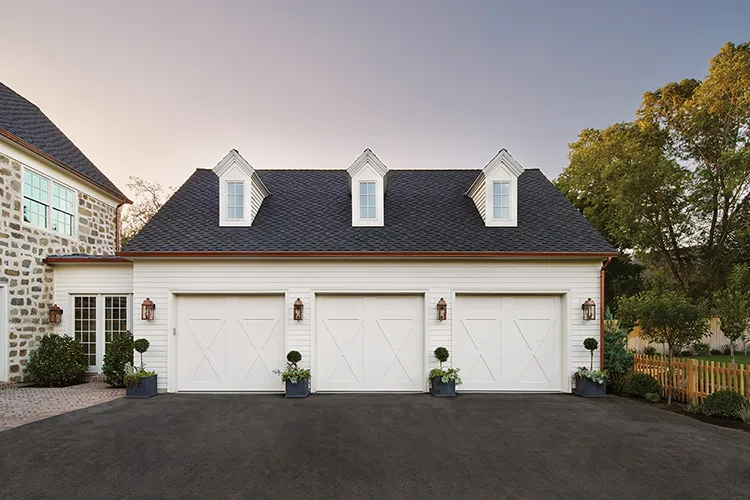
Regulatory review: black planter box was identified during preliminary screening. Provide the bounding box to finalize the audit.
[285,379,310,398]
[575,377,606,397]
[126,374,158,398]
[430,377,456,397]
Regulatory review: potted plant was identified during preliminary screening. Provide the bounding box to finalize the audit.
[273,350,311,398]
[429,347,462,397]
[124,338,158,398]
[575,337,607,397]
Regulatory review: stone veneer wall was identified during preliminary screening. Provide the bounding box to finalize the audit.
[0,152,117,381]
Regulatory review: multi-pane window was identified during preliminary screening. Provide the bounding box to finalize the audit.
[359,182,377,219]
[74,296,97,367]
[23,170,49,229]
[493,182,510,220]
[227,181,244,219]
[52,183,75,235]
[23,169,75,236]
[73,295,130,369]
[104,296,129,352]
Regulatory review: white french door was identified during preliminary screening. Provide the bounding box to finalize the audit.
[71,295,131,372]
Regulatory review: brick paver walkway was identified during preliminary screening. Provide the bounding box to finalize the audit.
[0,382,125,431]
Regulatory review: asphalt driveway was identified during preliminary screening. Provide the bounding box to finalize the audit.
[0,394,748,499]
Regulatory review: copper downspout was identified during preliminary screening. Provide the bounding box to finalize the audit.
[600,257,613,369]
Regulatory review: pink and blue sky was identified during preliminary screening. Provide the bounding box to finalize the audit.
[2,0,748,196]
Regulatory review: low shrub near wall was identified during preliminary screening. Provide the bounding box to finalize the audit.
[26,334,87,387]
[689,390,750,420]
[620,372,662,398]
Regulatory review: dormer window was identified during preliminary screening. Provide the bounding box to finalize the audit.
[227,181,244,220]
[492,182,510,220]
[466,149,523,227]
[213,149,270,227]
[347,149,388,227]
[359,181,377,219]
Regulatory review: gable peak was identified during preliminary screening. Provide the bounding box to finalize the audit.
[213,149,255,177]
[347,148,389,178]
[481,149,524,177]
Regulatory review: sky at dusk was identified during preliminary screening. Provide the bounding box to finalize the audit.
[2,0,748,197]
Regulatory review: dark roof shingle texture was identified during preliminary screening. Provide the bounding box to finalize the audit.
[123,168,615,254]
[0,82,126,199]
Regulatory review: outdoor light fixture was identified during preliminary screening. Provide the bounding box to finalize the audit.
[582,297,596,321]
[437,297,447,322]
[293,298,304,321]
[48,304,63,324]
[141,297,156,321]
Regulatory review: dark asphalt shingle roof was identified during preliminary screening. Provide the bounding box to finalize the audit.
[0,82,126,200]
[122,168,615,254]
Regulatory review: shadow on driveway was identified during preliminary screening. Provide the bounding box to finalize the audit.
[0,393,748,499]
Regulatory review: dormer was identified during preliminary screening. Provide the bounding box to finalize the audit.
[213,149,270,227]
[466,149,523,227]
[347,149,389,227]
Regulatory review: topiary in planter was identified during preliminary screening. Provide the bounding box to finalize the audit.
[621,372,661,398]
[429,347,461,396]
[102,330,134,387]
[583,337,598,370]
[26,334,87,387]
[133,338,150,370]
[700,390,749,419]
[287,350,302,367]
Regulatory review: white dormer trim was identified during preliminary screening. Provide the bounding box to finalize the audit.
[347,149,388,227]
[466,149,523,227]
[213,149,270,227]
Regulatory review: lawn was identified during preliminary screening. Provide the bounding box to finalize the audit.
[679,355,750,365]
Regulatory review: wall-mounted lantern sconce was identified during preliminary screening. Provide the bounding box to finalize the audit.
[437,297,447,322]
[49,304,63,324]
[141,297,156,321]
[582,297,596,321]
[293,298,304,321]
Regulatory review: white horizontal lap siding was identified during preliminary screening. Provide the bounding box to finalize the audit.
[250,176,265,221]
[52,264,134,337]
[131,259,602,391]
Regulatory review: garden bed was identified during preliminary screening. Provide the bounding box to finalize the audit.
[629,397,750,432]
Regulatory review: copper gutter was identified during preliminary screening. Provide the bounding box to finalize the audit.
[44,256,132,264]
[600,257,613,368]
[117,250,620,259]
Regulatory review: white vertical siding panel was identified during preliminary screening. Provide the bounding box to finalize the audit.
[129,259,602,391]
[52,264,133,337]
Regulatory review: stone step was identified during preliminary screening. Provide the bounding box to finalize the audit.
[0,381,19,391]
[81,373,107,383]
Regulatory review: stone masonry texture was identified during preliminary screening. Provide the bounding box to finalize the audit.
[0,152,117,381]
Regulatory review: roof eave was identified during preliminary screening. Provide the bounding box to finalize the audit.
[0,128,132,204]
[116,251,619,259]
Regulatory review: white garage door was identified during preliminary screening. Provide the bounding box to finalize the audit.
[176,295,285,392]
[316,295,424,392]
[454,295,563,391]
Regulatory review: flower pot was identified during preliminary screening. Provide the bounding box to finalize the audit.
[285,379,309,398]
[126,374,158,398]
[575,377,606,397]
[430,377,456,397]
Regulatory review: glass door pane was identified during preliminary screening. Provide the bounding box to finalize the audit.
[74,296,97,369]
[104,296,129,357]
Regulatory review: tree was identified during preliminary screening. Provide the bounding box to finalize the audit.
[557,42,750,298]
[713,263,750,367]
[618,279,708,405]
[120,177,174,247]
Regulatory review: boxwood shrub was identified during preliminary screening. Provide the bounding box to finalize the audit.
[102,330,134,387]
[26,334,87,387]
[620,372,662,398]
[699,390,749,419]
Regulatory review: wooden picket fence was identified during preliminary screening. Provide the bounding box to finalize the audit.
[633,354,750,403]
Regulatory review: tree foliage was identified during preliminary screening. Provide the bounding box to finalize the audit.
[618,279,709,404]
[120,176,175,247]
[557,42,750,298]
[713,263,750,366]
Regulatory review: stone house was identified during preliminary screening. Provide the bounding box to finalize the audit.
[0,82,129,381]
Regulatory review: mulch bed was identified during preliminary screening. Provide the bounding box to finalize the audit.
[632,397,750,432]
